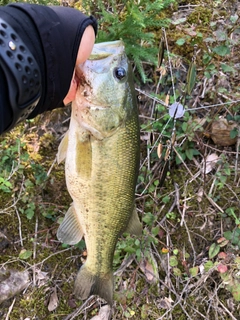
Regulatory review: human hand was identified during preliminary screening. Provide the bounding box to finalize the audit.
[63,25,95,105]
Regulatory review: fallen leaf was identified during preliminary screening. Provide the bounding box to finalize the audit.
[35,269,49,287]
[68,298,77,309]
[165,94,170,105]
[199,264,205,274]
[203,153,219,174]
[210,118,238,146]
[48,287,59,312]
[185,27,197,36]
[217,238,229,247]
[140,251,159,283]
[90,305,111,320]
[157,143,163,159]
[197,186,204,202]
[158,297,174,309]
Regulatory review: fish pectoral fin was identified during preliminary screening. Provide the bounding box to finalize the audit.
[124,205,142,236]
[57,130,69,164]
[57,204,84,245]
[74,264,114,306]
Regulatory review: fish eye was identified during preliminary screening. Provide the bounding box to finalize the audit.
[114,67,126,81]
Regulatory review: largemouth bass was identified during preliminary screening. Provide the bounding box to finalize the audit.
[57,40,142,305]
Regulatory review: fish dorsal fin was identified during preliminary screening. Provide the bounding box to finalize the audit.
[57,131,69,164]
[57,204,84,245]
[124,205,142,236]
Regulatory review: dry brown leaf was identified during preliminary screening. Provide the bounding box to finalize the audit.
[210,118,238,146]
[203,153,219,174]
[48,287,59,312]
[35,269,49,287]
[157,143,163,159]
[90,305,111,320]
[197,186,204,202]
[158,297,174,309]
[140,251,159,283]
[165,94,170,106]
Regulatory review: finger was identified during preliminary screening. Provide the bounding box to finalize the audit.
[76,25,96,66]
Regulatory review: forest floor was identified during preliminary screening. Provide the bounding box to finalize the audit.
[0,1,240,319]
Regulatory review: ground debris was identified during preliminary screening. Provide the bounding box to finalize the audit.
[48,286,59,311]
[0,269,29,304]
[90,305,111,320]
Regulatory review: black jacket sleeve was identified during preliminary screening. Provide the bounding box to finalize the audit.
[0,4,97,134]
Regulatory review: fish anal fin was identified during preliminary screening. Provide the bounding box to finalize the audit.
[57,131,69,164]
[74,264,114,306]
[57,204,83,245]
[124,205,142,236]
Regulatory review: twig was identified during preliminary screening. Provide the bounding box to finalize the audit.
[6,140,22,181]
[208,164,222,197]
[175,182,197,265]
[159,189,178,225]
[162,28,176,102]
[135,88,168,108]
[204,192,224,213]
[235,124,240,183]
[5,298,16,320]
[32,215,38,287]
[114,254,135,276]
[173,146,195,178]
[1,178,25,215]
[140,116,172,170]
[47,158,57,177]
[218,300,238,320]
[224,183,240,206]
[25,247,72,271]
[15,206,23,247]
[64,296,107,320]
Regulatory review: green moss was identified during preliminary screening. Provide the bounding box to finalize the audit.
[187,7,212,26]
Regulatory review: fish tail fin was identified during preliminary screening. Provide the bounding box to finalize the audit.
[74,264,114,306]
